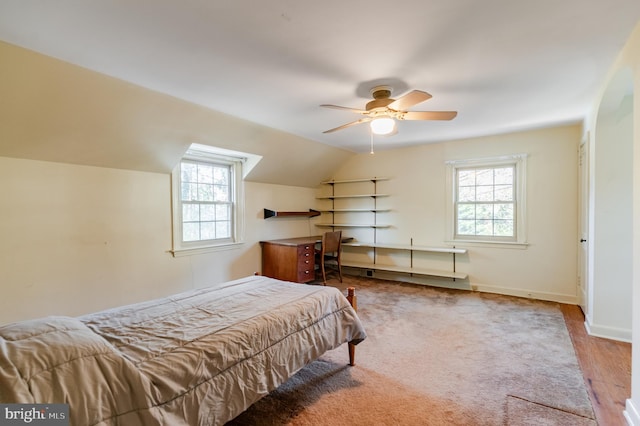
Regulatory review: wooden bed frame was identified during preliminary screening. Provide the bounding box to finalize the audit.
[346,286,358,366]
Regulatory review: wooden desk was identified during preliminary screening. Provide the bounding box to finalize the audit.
[260,236,321,283]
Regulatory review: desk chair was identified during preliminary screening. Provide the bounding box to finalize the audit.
[316,230,343,285]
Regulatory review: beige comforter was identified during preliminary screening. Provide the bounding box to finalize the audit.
[0,275,366,425]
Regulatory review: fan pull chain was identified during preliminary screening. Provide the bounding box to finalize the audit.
[370,131,375,155]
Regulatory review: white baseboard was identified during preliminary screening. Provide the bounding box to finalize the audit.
[584,317,632,343]
[345,269,580,304]
[625,398,640,425]
[472,283,579,304]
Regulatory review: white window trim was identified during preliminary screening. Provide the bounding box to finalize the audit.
[445,154,528,248]
[170,145,246,257]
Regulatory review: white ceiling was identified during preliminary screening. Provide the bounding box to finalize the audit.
[1,1,639,153]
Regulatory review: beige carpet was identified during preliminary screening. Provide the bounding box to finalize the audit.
[229,276,595,425]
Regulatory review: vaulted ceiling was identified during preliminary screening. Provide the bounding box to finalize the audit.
[1,1,639,154]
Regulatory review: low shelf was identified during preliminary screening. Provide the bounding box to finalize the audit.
[342,260,468,280]
[316,223,391,228]
[343,242,466,254]
[341,241,467,281]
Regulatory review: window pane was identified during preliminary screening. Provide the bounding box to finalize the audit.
[475,219,493,235]
[476,185,494,202]
[200,222,216,240]
[494,167,513,185]
[494,185,513,201]
[181,163,197,183]
[494,203,513,220]
[181,183,198,201]
[494,220,514,236]
[213,184,229,202]
[213,167,229,185]
[458,204,475,220]
[216,221,230,238]
[198,164,214,184]
[183,204,199,222]
[183,223,199,242]
[458,186,475,202]
[216,204,230,220]
[200,204,215,221]
[198,183,214,201]
[476,169,493,186]
[457,219,475,235]
[476,204,493,219]
[458,170,475,187]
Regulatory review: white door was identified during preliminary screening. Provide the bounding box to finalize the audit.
[577,139,589,314]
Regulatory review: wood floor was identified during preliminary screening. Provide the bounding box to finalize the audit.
[561,304,632,426]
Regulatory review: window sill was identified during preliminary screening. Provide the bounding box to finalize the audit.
[445,240,529,250]
[170,242,244,257]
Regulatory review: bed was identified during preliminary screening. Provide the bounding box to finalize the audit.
[0,275,366,425]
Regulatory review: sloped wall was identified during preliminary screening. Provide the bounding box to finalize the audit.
[0,40,353,187]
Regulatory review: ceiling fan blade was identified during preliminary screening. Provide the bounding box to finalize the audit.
[323,117,373,133]
[387,90,432,111]
[401,111,458,121]
[320,104,368,114]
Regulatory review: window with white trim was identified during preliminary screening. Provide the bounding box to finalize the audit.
[446,154,527,244]
[171,144,246,255]
[180,159,233,243]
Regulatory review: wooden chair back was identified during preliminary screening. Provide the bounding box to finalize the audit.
[317,230,343,284]
[322,230,342,255]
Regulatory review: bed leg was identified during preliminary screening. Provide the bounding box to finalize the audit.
[346,287,357,366]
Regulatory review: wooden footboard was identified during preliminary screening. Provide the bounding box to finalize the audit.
[346,287,357,366]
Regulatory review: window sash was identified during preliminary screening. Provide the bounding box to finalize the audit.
[178,159,235,246]
[454,165,516,241]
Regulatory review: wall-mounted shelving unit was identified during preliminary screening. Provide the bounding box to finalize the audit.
[316,177,389,229]
[316,177,469,281]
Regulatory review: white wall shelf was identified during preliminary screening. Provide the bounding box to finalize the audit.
[316,223,391,228]
[342,242,467,280]
[341,260,468,280]
[343,242,467,254]
[316,194,389,199]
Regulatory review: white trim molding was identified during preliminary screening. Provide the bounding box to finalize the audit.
[445,153,528,246]
[625,398,640,426]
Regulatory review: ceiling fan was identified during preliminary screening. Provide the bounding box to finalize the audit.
[321,85,457,135]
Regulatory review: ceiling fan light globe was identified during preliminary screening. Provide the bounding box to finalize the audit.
[370,117,395,135]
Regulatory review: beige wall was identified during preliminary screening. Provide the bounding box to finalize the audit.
[0,156,318,324]
[590,20,640,426]
[323,124,580,303]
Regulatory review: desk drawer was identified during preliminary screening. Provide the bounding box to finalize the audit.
[297,244,315,282]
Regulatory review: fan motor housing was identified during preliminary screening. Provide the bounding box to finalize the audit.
[366,86,394,111]
[366,98,393,111]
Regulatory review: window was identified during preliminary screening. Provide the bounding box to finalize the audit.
[171,144,246,255]
[446,154,527,245]
[180,160,232,243]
